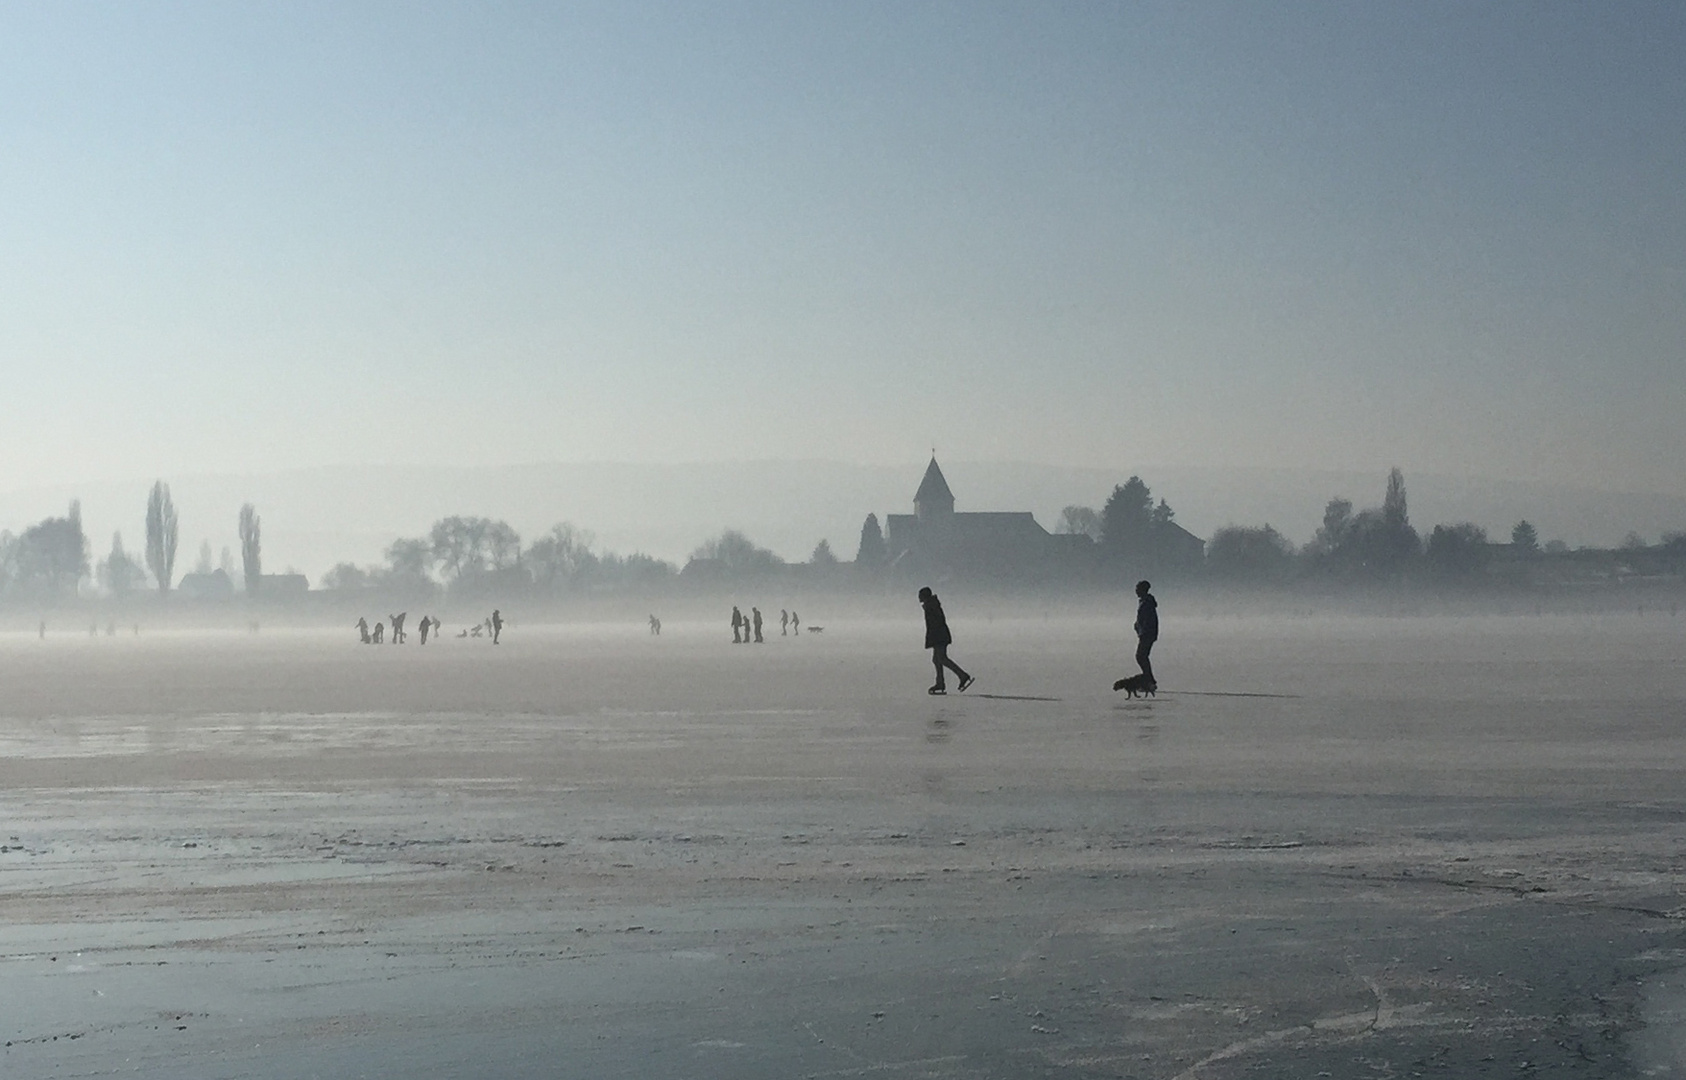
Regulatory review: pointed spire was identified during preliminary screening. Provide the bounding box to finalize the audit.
[914,456,955,518]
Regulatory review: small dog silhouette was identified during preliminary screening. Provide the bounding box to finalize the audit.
[1113,674,1156,698]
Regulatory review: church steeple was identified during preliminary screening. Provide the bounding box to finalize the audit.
[913,456,955,522]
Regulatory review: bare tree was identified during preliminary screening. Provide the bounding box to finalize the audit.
[1057,505,1101,540]
[145,481,179,593]
[12,502,89,599]
[239,504,262,594]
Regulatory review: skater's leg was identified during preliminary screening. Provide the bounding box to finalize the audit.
[1135,638,1155,685]
[941,652,972,691]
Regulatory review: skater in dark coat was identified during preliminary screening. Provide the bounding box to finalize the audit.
[1132,580,1158,687]
[918,586,973,695]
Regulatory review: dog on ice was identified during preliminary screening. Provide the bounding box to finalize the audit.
[1113,674,1156,698]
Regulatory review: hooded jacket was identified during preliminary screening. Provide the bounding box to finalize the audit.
[1134,593,1158,642]
[921,593,952,649]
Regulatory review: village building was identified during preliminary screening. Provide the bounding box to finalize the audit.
[176,568,234,601]
[875,457,1205,581]
[877,457,1094,580]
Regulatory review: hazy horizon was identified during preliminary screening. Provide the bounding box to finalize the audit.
[5,456,1685,582]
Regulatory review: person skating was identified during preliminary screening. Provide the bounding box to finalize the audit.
[752,607,764,643]
[490,609,503,644]
[1115,580,1158,692]
[780,609,789,636]
[356,617,371,644]
[918,586,973,695]
[731,606,743,644]
[791,610,800,635]
[418,616,431,645]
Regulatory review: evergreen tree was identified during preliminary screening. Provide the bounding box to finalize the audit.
[100,532,144,597]
[1100,477,1153,552]
[855,513,887,568]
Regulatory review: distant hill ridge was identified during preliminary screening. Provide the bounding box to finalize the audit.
[2,460,1683,583]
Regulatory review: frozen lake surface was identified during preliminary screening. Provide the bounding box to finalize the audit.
[3,612,1686,1078]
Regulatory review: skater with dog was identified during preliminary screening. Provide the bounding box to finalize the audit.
[918,586,973,696]
[1115,579,1158,695]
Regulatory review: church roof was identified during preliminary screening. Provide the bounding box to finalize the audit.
[913,457,955,507]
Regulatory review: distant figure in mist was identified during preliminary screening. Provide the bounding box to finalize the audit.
[781,609,789,636]
[751,607,764,643]
[490,610,503,644]
[648,614,661,636]
[791,611,800,635]
[918,586,973,696]
[1116,580,1158,692]
[390,613,406,644]
[356,617,371,644]
[39,621,45,640]
[418,616,431,646]
[731,606,744,644]
[431,616,442,639]
[372,621,384,645]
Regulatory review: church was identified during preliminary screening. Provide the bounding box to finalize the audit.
[879,457,1096,580]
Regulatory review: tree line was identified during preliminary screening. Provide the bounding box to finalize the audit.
[0,481,264,603]
[4,468,1681,602]
[1170,468,1685,585]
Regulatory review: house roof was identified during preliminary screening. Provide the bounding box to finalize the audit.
[913,457,955,507]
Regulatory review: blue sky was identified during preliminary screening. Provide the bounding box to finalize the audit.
[3,1,1683,496]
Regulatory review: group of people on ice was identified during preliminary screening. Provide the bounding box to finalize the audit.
[355,609,503,645]
[346,582,1159,699]
[729,606,801,643]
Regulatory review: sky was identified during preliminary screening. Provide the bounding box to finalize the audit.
[3,1,1684,502]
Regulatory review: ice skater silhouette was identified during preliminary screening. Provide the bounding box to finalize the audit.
[731,606,744,644]
[752,607,764,643]
[791,611,800,635]
[418,616,431,645]
[490,609,503,644]
[356,617,371,644]
[372,621,385,644]
[1134,580,1158,686]
[781,609,789,636]
[918,586,972,695]
[1118,579,1158,691]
